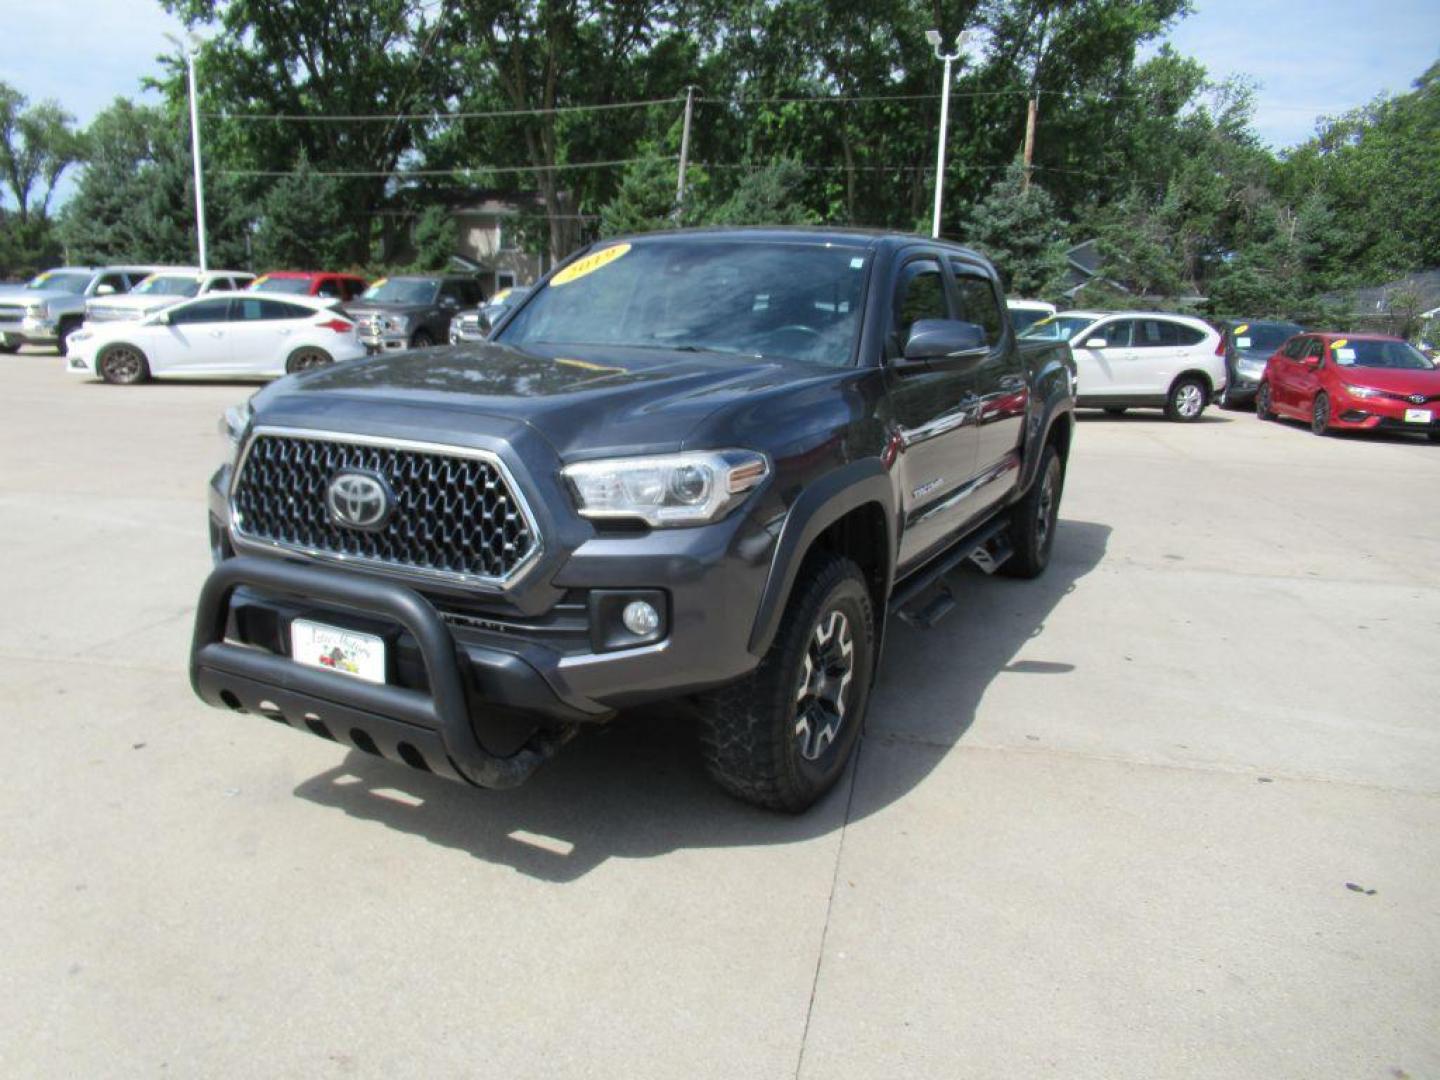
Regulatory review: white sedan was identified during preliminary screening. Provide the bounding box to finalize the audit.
[66,294,367,384]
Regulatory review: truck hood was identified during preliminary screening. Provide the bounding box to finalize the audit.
[254,340,841,458]
[0,286,79,306]
[88,294,171,312]
[343,302,435,319]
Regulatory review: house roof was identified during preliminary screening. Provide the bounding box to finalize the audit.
[1320,268,1440,314]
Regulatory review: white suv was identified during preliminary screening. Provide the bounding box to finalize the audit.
[1033,310,1227,422]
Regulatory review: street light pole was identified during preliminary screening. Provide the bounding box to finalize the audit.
[167,31,208,271]
[927,29,973,240]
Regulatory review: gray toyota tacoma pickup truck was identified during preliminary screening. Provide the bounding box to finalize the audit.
[191,228,1075,812]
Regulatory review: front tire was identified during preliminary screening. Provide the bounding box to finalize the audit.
[285,346,334,374]
[1001,443,1064,579]
[97,343,150,385]
[1311,392,1331,436]
[1256,381,1275,420]
[1166,376,1208,422]
[695,553,875,813]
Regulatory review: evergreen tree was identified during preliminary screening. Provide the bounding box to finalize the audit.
[705,161,817,227]
[252,153,359,270]
[408,205,457,272]
[962,160,1071,300]
[599,153,682,238]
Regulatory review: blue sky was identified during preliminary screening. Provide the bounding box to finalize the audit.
[1,0,1437,208]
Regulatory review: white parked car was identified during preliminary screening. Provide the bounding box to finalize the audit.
[84,269,256,325]
[1006,298,1057,334]
[1021,309,1226,422]
[66,294,366,384]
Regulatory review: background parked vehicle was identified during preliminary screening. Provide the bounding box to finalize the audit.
[85,269,255,325]
[345,275,485,353]
[1006,298,1058,334]
[249,271,368,301]
[1217,318,1302,408]
[1257,332,1440,440]
[449,285,531,343]
[67,294,363,385]
[0,265,172,355]
[1032,309,1226,421]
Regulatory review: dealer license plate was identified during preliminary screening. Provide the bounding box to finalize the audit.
[290,619,386,684]
[1404,408,1433,424]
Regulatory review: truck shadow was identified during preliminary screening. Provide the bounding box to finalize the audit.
[292,518,1110,881]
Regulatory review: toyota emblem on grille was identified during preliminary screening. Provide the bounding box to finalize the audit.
[326,472,393,530]
[1410,394,1426,404]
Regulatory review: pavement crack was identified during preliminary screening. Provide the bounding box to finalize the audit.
[794,735,863,1080]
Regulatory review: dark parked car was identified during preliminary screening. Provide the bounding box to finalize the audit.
[345,275,485,353]
[191,229,1075,812]
[1218,319,1302,408]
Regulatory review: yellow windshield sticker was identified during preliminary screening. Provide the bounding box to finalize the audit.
[251,274,269,287]
[1032,315,1054,327]
[1234,323,1249,335]
[551,243,631,286]
[32,271,51,286]
[370,277,388,289]
[1332,338,1347,350]
[492,287,512,303]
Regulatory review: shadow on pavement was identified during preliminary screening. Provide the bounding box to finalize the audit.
[1077,409,1231,424]
[293,517,1110,881]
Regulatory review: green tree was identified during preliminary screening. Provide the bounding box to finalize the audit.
[408,205,457,271]
[252,152,359,269]
[963,160,1070,298]
[0,81,82,274]
[704,160,817,226]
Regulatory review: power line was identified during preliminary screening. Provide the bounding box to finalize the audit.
[219,156,672,178]
[204,96,683,123]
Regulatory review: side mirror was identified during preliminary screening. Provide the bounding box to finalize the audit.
[439,295,459,308]
[898,319,988,370]
[151,311,171,326]
[1302,356,1321,369]
[95,284,116,296]
[1082,337,1107,349]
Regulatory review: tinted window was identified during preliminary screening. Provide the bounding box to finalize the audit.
[1282,337,1306,359]
[1091,320,1132,348]
[168,298,233,324]
[96,272,130,295]
[893,259,949,351]
[1132,319,1178,347]
[234,297,310,321]
[1174,324,1206,346]
[252,276,313,295]
[1333,339,1434,370]
[950,264,1004,346]
[315,279,341,298]
[1305,339,1324,361]
[437,281,467,308]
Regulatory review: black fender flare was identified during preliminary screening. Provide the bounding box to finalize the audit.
[1017,393,1076,495]
[747,458,896,657]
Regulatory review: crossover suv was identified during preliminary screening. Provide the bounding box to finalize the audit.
[1026,310,1226,421]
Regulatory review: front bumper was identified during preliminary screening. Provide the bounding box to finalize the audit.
[1332,400,1440,434]
[361,333,410,354]
[0,317,59,346]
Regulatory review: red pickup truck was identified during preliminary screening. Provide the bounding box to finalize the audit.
[250,271,368,302]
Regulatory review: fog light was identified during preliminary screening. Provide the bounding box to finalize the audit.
[622,600,660,636]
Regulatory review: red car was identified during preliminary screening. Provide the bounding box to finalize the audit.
[249,271,368,302]
[1257,332,1440,441]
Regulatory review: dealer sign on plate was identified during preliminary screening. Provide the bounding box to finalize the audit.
[290,619,386,684]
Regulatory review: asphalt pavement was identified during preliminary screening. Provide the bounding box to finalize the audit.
[1,348,1436,1078]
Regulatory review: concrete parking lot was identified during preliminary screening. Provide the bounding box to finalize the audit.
[1,347,1437,1079]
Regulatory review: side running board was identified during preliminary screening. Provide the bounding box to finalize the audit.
[890,516,1014,630]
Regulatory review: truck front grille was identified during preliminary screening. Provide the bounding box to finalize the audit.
[87,305,142,323]
[231,432,540,585]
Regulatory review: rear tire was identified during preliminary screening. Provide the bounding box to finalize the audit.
[285,346,334,374]
[695,553,874,813]
[98,343,150,385]
[1256,381,1274,420]
[1311,392,1331,436]
[1000,443,1064,580]
[1427,432,1440,444]
[1165,376,1208,422]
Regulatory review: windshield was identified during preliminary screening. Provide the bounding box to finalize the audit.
[26,271,91,294]
[1009,308,1054,333]
[1020,314,1099,342]
[250,276,313,295]
[1333,339,1434,370]
[134,274,202,297]
[361,278,437,305]
[1232,322,1300,352]
[498,240,869,366]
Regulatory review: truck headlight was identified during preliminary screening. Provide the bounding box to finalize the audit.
[562,450,769,527]
[218,401,253,467]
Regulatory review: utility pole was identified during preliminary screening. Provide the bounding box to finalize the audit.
[675,86,695,213]
[167,31,209,271]
[926,30,973,239]
[1021,92,1038,192]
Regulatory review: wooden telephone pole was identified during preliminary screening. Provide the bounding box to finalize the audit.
[1022,91,1038,192]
